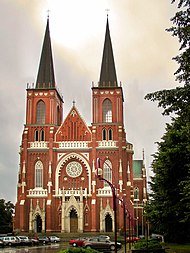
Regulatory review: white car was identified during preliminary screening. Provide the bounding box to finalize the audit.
[49,236,61,243]
[0,236,20,246]
[16,236,32,245]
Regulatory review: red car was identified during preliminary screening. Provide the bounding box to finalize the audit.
[69,237,88,247]
[126,236,140,243]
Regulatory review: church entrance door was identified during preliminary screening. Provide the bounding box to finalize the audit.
[35,214,42,233]
[70,209,78,232]
[105,213,112,232]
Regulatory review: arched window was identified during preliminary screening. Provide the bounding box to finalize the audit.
[35,160,43,188]
[40,129,45,141]
[102,129,106,140]
[103,160,112,187]
[36,100,45,124]
[84,208,88,226]
[57,106,61,125]
[134,187,139,200]
[34,130,39,141]
[108,129,113,140]
[103,99,112,123]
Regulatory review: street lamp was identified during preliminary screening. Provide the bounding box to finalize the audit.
[96,158,117,253]
[118,197,127,253]
[128,211,132,250]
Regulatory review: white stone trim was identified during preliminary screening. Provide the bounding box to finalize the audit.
[55,153,91,195]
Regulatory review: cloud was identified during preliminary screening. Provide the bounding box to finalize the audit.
[0,0,179,202]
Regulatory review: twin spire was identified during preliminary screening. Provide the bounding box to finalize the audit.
[99,17,118,87]
[36,17,55,89]
[35,16,118,89]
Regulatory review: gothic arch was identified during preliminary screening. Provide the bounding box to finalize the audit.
[34,129,39,141]
[69,208,78,232]
[35,160,43,188]
[103,160,112,187]
[36,100,45,124]
[65,195,80,215]
[29,201,45,233]
[100,200,114,232]
[34,214,42,233]
[102,98,112,123]
[62,195,83,233]
[108,128,113,140]
[57,105,61,125]
[105,213,113,232]
[102,128,107,140]
[55,153,91,195]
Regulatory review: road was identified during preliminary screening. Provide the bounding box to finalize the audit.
[0,243,64,253]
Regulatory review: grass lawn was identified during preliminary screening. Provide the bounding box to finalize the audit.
[165,243,190,252]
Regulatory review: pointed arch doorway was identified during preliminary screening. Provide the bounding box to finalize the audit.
[105,213,112,232]
[35,214,42,233]
[70,209,78,232]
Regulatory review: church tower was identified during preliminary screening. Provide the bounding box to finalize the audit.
[15,17,63,232]
[91,16,134,232]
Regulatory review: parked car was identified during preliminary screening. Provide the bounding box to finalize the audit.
[38,236,50,244]
[83,237,122,251]
[30,237,40,245]
[0,239,4,247]
[98,235,110,240]
[126,236,140,243]
[150,234,164,242]
[69,237,88,247]
[16,236,32,246]
[0,236,20,246]
[49,236,61,243]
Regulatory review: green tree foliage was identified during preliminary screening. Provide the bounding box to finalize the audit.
[169,0,190,85]
[0,199,14,233]
[146,117,190,242]
[144,0,190,243]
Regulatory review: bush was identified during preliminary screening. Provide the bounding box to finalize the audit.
[58,248,99,253]
[134,239,162,250]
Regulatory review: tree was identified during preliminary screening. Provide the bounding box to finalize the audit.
[0,199,14,233]
[144,0,190,243]
[146,116,190,242]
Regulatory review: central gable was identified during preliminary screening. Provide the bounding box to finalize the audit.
[55,105,91,141]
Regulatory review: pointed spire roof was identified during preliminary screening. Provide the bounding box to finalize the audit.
[99,17,118,87]
[36,17,55,89]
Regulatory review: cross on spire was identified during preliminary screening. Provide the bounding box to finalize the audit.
[105,8,110,17]
[47,9,50,19]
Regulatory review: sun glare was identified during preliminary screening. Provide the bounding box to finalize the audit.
[43,1,107,49]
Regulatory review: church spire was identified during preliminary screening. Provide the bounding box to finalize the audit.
[36,17,55,89]
[99,16,118,87]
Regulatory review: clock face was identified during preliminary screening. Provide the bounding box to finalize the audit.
[66,161,82,178]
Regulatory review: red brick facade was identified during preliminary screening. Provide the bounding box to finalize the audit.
[14,17,147,234]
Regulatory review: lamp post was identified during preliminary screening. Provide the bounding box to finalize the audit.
[96,158,117,253]
[128,211,132,250]
[118,197,127,253]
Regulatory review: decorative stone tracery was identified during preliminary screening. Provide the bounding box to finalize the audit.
[55,152,91,195]
[29,199,45,233]
[100,198,114,232]
[61,189,84,232]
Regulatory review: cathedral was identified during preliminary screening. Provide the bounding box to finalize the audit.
[14,16,148,234]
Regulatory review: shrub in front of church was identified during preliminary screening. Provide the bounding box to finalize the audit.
[58,248,99,253]
[134,239,162,250]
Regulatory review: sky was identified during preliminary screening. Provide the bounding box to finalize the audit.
[0,0,179,203]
